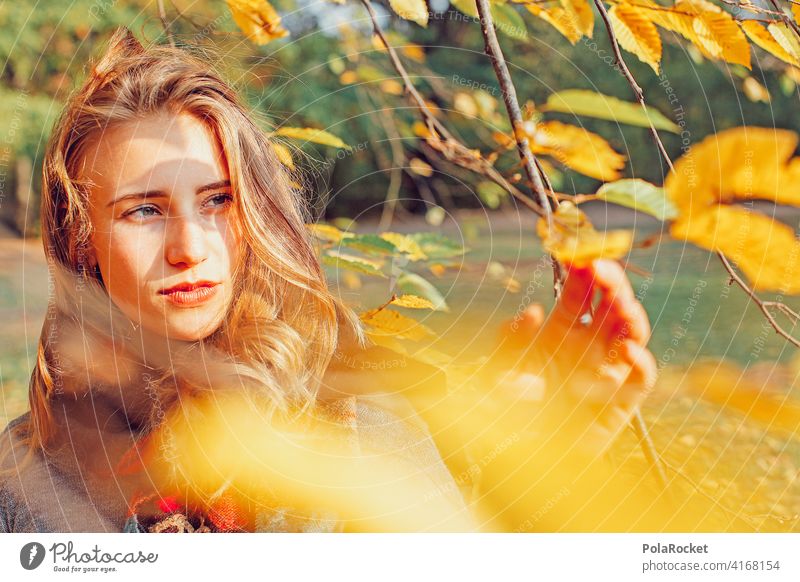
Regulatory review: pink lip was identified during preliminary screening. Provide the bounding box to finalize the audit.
[158,281,220,306]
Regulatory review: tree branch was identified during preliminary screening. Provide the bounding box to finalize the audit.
[359,0,558,225]
[473,0,565,296]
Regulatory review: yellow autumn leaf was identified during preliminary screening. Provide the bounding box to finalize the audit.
[671,204,800,293]
[522,2,584,44]
[536,201,633,266]
[388,0,429,27]
[640,0,750,68]
[307,223,345,243]
[768,22,800,64]
[271,142,295,169]
[342,271,362,291]
[390,294,437,309]
[741,20,800,67]
[742,76,770,103]
[527,120,626,181]
[359,307,436,341]
[402,44,427,63]
[413,121,436,139]
[380,79,405,95]
[380,232,428,261]
[454,92,479,117]
[409,157,434,177]
[665,126,800,213]
[226,0,288,45]
[273,127,350,149]
[339,70,358,85]
[560,0,594,38]
[608,3,663,73]
[429,263,447,277]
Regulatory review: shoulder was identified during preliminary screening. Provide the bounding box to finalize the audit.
[0,410,33,476]
[0,411,38,532]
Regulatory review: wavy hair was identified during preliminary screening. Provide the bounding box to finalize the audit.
[2,27,366,474]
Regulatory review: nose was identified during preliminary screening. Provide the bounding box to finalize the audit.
[164,213,209,269]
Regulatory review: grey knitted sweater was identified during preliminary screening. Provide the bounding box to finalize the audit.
[0,394,474,533]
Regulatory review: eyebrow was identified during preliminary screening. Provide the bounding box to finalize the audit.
[106,180,232,208]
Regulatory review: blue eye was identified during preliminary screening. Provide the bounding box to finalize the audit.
[122,205,161,219]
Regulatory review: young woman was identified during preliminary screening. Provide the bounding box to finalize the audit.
[0,28,657,533]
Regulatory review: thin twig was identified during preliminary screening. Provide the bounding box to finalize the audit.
[593,0,674,174]
[718,253,800,348]
[768,0,800,40]
[157,0,175,47]
[594,0,800,349]
[359,0,552,222]
[473,0,565,298]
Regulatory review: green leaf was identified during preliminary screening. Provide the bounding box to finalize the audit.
[407,233,467,260]
[543,90,680,133]
[595,179,678,221]
[490,3,528,42]
[449,0,528,41]
[396,272,450,312]
[339,234,398,256]
[322,253,387,277]
[477,181,507,209]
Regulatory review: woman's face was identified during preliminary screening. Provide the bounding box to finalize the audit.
[83,110,243,342]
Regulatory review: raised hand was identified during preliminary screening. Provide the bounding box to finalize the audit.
[492,259,658,457]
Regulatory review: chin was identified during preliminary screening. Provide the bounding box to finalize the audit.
[166,322,221,342]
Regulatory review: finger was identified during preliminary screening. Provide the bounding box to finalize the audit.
[593,294,651,347]
[618,340,658,404]
[553,263,595,323]
[497,303,546,348]
[590,261,651,345]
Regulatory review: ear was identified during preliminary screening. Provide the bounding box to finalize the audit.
[89,27,145,82]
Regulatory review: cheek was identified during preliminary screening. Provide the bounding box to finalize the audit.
[93,227,162,299]
[218,214,243,273]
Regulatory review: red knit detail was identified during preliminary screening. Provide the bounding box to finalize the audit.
[207,494,246,532]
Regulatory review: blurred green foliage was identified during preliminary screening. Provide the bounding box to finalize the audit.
[0,0,797,233]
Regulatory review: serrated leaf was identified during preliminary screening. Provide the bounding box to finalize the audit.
[389,0,429,27]
[741,20,800,67]
[273,127,350,149]
[396,271,450,312]
[226,0,288,45]
[768,22,800,63]
[537,201,633,265]
[543,89,679,133]
[322,252,386,277]
[521,2,582,44]
[340,233,398,256]
[527,120,626,181]
[596,179,678,221]
[665,126,800,213]
[608,3,663,74]
[390,294,437,309]
[640,0,751,68]
[380,232,428,261]
[407,233,467,260]
[671,205,800,293]
[359,307,436,341]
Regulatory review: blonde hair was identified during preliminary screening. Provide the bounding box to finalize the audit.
[2,27,366,473]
